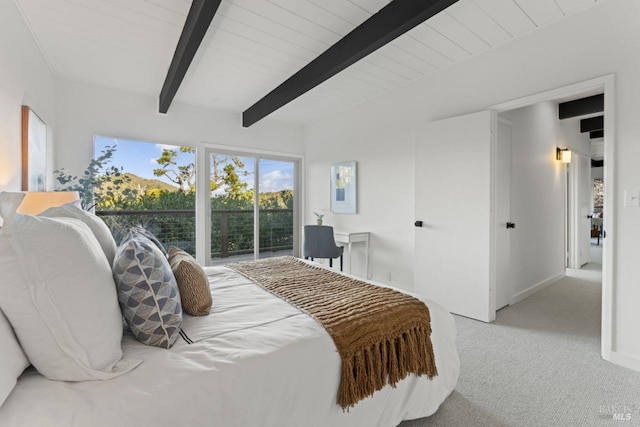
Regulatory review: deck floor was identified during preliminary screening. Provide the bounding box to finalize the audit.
[209,249,294,266]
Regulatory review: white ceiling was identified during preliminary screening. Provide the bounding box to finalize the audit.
[15,0,603,125]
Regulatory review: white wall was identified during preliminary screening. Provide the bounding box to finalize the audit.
[591,140,605,159]
[305,123,415,285]
[304,0,640,367]
[0,0,56,191]
[592,167,604,180]
[54,79,304,177]
[558,117,593,157]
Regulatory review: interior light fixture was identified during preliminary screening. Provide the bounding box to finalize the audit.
[17,191,80,215]
[556,147,572,164]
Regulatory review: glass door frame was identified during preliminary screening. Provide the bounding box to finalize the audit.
[196,146,302,266]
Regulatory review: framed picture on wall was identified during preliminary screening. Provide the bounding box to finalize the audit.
[22,105,47,191]
[330,161,357,214]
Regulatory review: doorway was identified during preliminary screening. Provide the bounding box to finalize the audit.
[492,75,614,361]
[589,172,604,264]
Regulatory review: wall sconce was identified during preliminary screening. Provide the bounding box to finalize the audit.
[556,147,572,164]
[17,191,80,215]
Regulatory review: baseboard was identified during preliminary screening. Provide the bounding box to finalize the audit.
[510,271,566,305]
[610,351,640,373]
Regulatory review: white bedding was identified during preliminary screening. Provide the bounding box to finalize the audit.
[0,265,459,427]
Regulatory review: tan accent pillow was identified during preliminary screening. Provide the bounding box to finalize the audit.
[168,246,212,316]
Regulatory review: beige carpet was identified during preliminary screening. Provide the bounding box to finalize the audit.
[400,261,640,426]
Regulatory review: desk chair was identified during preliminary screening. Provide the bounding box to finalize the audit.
[303,225,344,271]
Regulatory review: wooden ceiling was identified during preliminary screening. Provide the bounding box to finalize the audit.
[15,0,603,125]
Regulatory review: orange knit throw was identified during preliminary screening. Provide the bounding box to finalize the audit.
[227,257,438,409]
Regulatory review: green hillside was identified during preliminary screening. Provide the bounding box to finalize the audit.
[123,173,178,192]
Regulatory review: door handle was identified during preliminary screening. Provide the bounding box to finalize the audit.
[414,221,423,228]
[587,214,593,219]
[506,222,516,229]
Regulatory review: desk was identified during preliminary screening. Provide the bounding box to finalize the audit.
[333,230,370,279]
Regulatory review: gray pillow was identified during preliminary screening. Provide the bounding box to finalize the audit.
[126,226,168,256]
[112,235,182,348]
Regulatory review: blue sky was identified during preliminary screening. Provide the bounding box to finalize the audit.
[94,136,293,193]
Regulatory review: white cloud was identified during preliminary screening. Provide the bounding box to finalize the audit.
[149,158,159,164]
[155,144,177,151]
[262,170,290,181]
[259,170,293,193]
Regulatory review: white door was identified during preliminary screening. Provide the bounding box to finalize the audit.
[414,110,495,323]
[578,154,591,266]
[568,152,592,268]
[495,118,512,310]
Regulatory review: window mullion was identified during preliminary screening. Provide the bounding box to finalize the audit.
[253,157,260,260]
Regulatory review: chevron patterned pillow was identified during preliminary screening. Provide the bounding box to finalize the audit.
[113,234,182,348]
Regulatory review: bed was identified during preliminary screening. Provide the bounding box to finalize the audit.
[0,192,459,427]
[0,262,459,427]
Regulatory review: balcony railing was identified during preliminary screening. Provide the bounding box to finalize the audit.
[96,209,294,259]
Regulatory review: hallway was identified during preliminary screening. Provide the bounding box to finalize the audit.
[402,240,639,426]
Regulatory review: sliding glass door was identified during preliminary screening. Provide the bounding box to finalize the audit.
[258,159,295,259]
[206,149,299,265]
[209,153,255,263]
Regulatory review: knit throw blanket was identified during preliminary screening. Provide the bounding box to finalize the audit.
[226,257,438,409]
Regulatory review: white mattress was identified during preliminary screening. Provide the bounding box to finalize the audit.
[0,265,459,427]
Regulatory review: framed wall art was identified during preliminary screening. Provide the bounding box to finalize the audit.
[330,161,357,214]
[21,105,47,191]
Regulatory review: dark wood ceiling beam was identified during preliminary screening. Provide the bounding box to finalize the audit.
[242,0,459,127]
[590,130,604,139]
[580,115,604,133]
[159,0,221,114]
[558,94,604,119]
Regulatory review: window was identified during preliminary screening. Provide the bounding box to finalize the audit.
[93,136,196,254]
[92,137,301,263]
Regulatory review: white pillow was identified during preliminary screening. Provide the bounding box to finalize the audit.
[0,309,29,407]
[40,203,117,265]
[0,192,35,405]
[0,192,25,236]
[0,213,140,381]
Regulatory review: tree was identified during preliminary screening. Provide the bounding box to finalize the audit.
[153,148,251,197]
[153,146,195,193]
[259,189,293,210]
[211,155,251,197]
[54,145,138,210]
